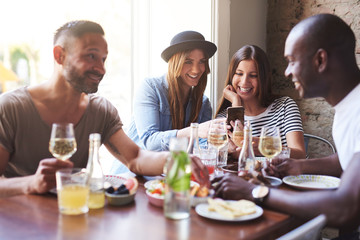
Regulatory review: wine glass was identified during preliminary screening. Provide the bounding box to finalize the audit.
[231,119,244,148]
[258,126,282,168]
[207,119,228,173]
[49,123,77,161]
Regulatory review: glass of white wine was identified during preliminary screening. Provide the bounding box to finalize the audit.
[232,119,244,148]
[49,123,77,161]
[207,118,228,173]
[258,126,282,167]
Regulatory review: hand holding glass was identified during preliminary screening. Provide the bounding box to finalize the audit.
[49,123,77,161]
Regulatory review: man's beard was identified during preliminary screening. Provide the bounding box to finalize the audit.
[64,65,100,94]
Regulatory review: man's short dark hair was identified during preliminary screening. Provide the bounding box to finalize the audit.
[53,20,105,45]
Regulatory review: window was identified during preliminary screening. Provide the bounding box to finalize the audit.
[1,0,214,173]
[0,0,214,126]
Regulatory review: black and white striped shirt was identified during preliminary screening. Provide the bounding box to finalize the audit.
[218,96,303,146]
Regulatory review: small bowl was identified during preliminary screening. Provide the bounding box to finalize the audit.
[145,190,164,208]
[106,192,136,206]
[265,176,282,188]
[221,164,237,174]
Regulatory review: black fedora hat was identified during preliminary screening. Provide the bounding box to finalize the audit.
[161,30,217,62]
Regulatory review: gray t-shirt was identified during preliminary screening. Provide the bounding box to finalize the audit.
[0,87,123,177]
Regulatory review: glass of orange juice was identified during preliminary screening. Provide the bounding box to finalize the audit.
[56,168,89,215]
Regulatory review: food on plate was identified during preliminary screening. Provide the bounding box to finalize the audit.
[146,179,165,197]
[207,198,256,219]
[226,160,271,186]
[145,179,207,200]
[190,184,209,197]
[106,177,138,195]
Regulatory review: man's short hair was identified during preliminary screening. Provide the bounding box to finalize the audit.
[53,20,104,46]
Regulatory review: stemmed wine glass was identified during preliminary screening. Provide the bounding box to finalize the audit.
[207,119,228,173]
[49,123,77,161]
[258,126,282,167]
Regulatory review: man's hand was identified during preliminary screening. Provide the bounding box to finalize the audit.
[211,173,254,200]
[28,158,73,194]
[265,158,302,178]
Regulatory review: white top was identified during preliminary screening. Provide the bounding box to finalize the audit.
[333,83,360,170]
[218,96,303,146]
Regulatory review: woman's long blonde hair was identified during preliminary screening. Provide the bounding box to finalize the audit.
[167,50,210,129]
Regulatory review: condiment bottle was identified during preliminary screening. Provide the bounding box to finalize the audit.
[164,137,191,220]
[187,122,201,156]
[238,120,255,177]
[86,133,105,209]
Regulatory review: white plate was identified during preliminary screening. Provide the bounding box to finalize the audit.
[283,175,340,190]
[195,201,263,222]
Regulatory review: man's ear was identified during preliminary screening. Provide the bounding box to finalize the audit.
[314,48,327,73]
[53,46,65,64]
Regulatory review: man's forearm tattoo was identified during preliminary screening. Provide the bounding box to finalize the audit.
[108,141,122,157]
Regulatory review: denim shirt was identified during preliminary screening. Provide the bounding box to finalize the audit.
[110,75,212,174]
[129,74,212,150]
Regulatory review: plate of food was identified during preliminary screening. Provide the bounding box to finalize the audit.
[221,163,282,187]
[144,179,210,207]
[282,174,340,190]
[195,198,263,222]
[144,179,166,207]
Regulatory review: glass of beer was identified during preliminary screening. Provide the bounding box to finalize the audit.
[56,168,89,215]
[232,119,244,147]
[207,118,228,173]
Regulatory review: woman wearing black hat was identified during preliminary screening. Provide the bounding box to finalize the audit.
[111,31,217,173]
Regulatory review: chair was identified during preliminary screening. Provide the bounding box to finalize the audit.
[276,214,327,240]
[304,133,336,159]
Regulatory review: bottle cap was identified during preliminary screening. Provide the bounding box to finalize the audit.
[89,133,101,141]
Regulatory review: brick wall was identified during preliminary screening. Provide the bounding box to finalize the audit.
[267,0,360,157]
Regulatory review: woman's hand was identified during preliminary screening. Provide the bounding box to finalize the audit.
[252,137,262,156]
[223,85,242,106]
[198,120,212,139]
[190,155,210,188]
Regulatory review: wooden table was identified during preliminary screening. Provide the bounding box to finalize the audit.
[0,176,305,240]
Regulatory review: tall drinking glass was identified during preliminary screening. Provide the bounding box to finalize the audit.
[207,119,228,173]
[56,168,89,215]
[258,126,282,167]
[49,123,77,161]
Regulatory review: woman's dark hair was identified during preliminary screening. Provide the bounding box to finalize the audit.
[215,45,275,116]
